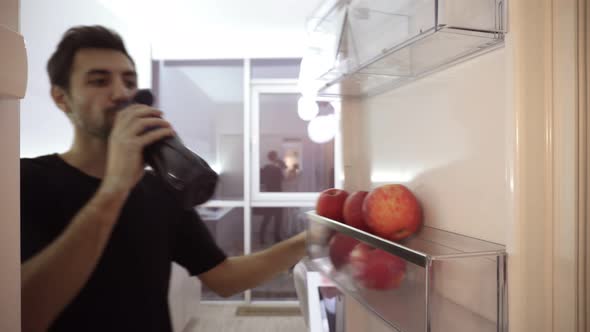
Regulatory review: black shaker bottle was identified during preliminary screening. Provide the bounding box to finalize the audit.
[131,89,218,209]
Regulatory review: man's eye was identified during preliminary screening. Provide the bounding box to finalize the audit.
[89,79,108,86]
[125,81,137,89]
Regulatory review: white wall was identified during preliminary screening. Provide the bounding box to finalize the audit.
[0,0,22,330]
[20,0,152,157]
[343,48,509,245]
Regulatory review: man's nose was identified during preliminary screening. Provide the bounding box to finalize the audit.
[111,78,133,102]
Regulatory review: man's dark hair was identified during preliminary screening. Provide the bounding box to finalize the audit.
[47,25,135,90]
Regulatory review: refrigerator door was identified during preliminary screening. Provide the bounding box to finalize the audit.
[0,7,24,332]
[0,24,27,99]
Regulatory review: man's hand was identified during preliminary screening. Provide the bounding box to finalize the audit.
[101,105,174,194]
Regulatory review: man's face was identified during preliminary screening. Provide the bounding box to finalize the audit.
[58,48,137,139]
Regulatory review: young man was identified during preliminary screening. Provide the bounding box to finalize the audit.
[20,25,307,332]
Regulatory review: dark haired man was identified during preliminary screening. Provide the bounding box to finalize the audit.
[21,25,306,332]
[259,150,288,244]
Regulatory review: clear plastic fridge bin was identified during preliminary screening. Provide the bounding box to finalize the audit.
[301,0,350,84]
[305,211,507,332]
[305,0,507,97]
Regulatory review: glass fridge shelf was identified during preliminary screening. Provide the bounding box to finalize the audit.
[305,211,507,332]
[301,0,507,97]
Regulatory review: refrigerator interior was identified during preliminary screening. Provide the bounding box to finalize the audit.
[338,40,510,332]
[343,47,509,245]
[302,0,511,331]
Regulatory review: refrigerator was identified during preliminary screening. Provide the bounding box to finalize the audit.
[0,0,26,331]
[299,0,588,331]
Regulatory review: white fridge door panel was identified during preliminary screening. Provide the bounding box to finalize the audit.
[0,24,27,99]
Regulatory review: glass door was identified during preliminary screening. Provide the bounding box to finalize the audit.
[249,83,340,302]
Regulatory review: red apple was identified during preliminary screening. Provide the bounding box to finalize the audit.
[343,191,369,231]
[316,188,349,222]
[363,184,422,241]
[328,234,360,269]
[349,243,407,290]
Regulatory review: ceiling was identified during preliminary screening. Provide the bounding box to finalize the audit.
[98,0,325,59]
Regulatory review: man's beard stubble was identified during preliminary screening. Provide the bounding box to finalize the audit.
[69,107,114,141]
[70,99,132,140]
[94,99,133,139]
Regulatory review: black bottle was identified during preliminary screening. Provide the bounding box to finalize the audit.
[132,89,218,209]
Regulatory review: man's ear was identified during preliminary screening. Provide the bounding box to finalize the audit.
[50,85,70,114]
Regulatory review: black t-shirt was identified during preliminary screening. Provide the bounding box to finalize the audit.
[21,154,227,332]
[260,164,283,192]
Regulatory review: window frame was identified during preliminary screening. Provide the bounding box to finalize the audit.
[250,82,341,204]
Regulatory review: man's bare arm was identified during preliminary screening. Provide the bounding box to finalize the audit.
[198,232,307,297]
